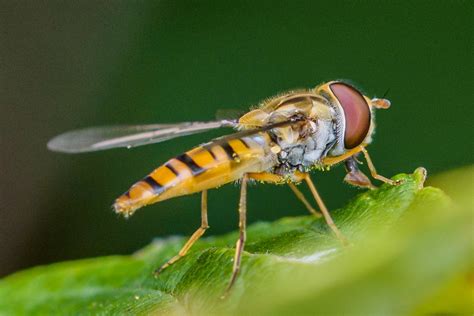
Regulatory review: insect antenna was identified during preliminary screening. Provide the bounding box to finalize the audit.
[381,88,390,99]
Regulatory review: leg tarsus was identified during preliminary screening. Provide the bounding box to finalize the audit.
[154,190,209,276]
[344,171,377,189]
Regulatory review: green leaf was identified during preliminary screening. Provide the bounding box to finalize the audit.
[1,167,472,315]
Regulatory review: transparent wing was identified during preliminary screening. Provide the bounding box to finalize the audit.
[47,120,237,153]
[214,108,245,120]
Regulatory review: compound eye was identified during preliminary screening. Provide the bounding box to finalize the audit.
[330,82,371,149]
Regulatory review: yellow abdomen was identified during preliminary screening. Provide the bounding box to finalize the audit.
[114,132,275,216]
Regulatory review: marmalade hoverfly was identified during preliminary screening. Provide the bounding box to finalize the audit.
[48,80,400,294]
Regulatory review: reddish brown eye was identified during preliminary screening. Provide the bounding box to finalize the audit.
[330,82,371,149]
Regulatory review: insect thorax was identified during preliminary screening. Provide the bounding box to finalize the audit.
[237,91,346,176]
[270,118,337,175]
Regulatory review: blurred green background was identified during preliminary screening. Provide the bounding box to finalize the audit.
[1,1,472,277]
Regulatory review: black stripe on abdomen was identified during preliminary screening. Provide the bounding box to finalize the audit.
[205,146,217,160]
[164,163,179,176]
[220,142,238,159]
[175,153,206,176]
[142,176,164,193]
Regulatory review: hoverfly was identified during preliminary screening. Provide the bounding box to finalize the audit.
[48,80,399,294]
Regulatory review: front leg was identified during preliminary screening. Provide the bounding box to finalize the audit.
[360,147,402,185]
[344,156,376,189]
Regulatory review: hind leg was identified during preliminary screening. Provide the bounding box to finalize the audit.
[155,190,209,275]
[223,174,249,296]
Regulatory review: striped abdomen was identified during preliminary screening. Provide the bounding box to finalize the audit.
[114,132,276,216]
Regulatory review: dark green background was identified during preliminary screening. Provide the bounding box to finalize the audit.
[1,1,472,277]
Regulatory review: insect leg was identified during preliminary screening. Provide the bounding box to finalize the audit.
[288,183,321,217]
[344,156,376,189]
[360,148,401,185]
[224,174,248,295]
[304,174,348,245]
[154,190,209,275]
[248,172,321,217]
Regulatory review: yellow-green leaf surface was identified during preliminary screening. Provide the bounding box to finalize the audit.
[1,167,472,315]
